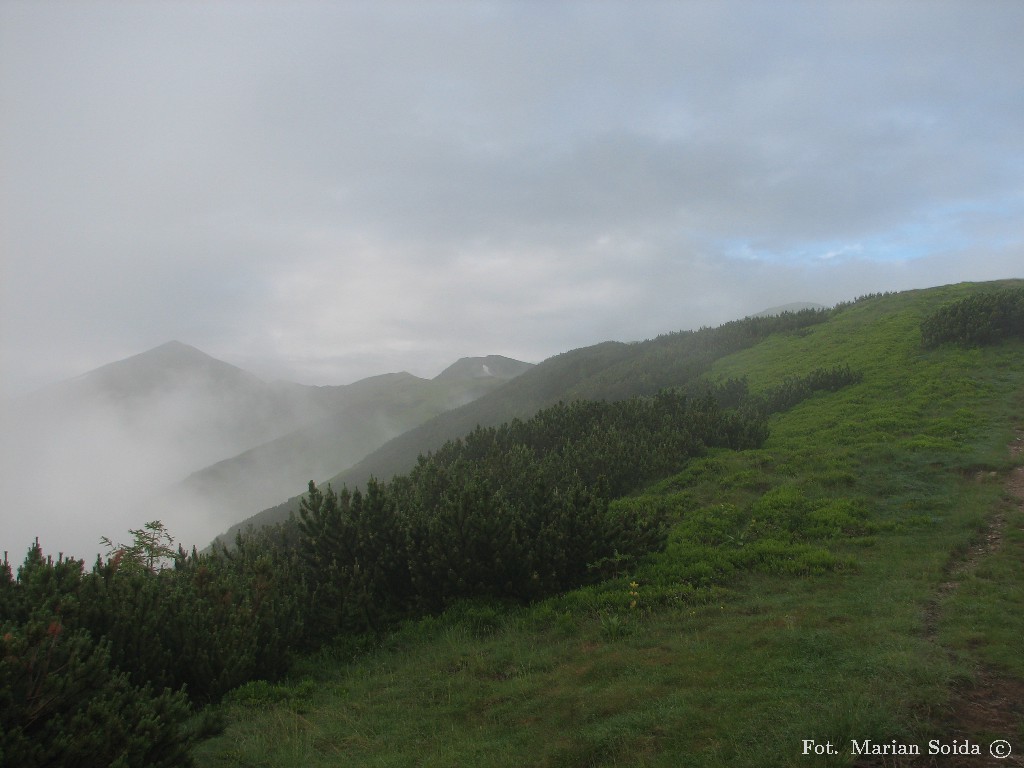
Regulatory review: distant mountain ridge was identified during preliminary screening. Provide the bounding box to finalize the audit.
[70,340,261,397]
[170,354,533,528]
[29,340,264,407]
[2,342,532,555]
[18,340,326,472]
[218,304,839,543]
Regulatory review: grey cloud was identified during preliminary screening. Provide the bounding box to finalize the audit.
[2,0,1022,391]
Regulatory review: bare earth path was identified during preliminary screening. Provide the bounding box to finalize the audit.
[856,432,1024,768]
[932,433,1024,767]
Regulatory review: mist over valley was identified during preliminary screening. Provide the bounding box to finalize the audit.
[0,341,531,559]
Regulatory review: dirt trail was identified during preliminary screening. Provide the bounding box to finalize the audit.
[856,433,1024,768]
[933,433,1024,767]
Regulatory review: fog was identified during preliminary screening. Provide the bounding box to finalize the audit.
[2,397,225,561]
[0,347,519,560]
[0,361,313,559]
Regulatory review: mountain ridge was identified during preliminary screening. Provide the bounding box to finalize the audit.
[1,341,533,556]
[216,306,840,543]
[168,353,533,530]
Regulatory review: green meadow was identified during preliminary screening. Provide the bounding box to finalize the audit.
[194,281,1024,767]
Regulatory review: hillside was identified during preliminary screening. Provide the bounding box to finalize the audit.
[5,281,1023,767]
[1,342,531,556]
[223,308,833,541]
[2,341,334,556]
[193,279,1024,766]
[19,340,325,464]
[171,359,532,532]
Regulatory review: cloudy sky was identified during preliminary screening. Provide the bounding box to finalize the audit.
[2,0,1022,395]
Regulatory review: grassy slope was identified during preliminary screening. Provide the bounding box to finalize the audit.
[194,280,1024,767]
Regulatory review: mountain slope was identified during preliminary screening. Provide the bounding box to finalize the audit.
[56,340,264,401]
[433,354,534,381]
[171,359,531,530]
[196,278,1024,767]
[20,340,327,466]
[220,309,832,540]
[334,307,836,486]
[1,342,531,556]
[3,341,341,556]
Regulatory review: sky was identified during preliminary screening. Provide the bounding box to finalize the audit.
[2,1,1023,395]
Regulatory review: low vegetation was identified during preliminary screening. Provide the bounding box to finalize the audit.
[920,285,1024,348]
[3,280,1023,767]
[235,303,835,532]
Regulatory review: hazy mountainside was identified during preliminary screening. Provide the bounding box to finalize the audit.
[168,358,531,531]
[19,340,326,467]
[3,340,332,556]
[221,308,834,541]
[433,355,534,381]
[1,342,531,556]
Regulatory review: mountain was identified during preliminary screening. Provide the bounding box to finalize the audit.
[218,305,838,541]
[1,342,531,557]
[11,280,1024,765]
[194,279,1024,764]
[170,357,532,532]
[51,340,265,402]
[433,355,535,381]
[14,341,336,475]
[3,341,330,557]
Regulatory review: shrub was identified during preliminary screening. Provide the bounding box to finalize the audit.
[0,551,194,768]
[921,287,1024,348]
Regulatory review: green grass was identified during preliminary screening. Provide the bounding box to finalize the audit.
[193,281,1024,767]
[938,482,1024,678]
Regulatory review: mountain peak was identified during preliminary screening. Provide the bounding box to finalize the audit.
[61,341,262,402]
[433,355,533,382]
[153,339,196,352]
[135,340,219,364]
